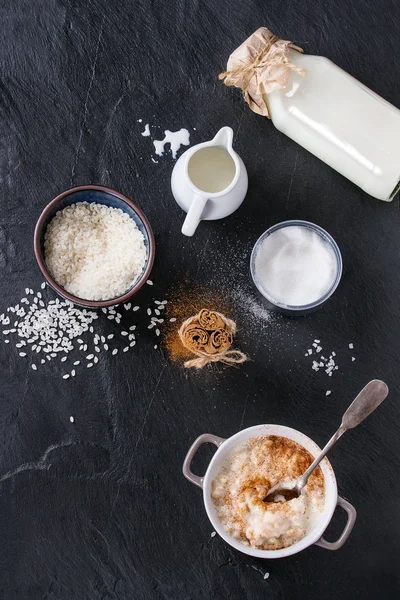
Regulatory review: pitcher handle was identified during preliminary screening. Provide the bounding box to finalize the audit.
[181,194,208,236]
[315,496,357,550]
[182,433,226,488]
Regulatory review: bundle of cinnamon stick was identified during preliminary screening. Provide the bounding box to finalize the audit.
[178,309,247,369]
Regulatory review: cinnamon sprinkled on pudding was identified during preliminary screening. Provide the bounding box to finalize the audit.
[211,436,325,550]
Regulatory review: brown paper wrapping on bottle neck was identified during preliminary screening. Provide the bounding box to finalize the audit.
[219,27,305,118]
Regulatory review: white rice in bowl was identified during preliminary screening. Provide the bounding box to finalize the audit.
[44,202,147,301]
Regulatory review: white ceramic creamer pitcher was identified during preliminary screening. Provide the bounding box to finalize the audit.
[171,127,248,236]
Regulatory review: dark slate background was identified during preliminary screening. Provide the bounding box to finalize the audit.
[1,0,399,598]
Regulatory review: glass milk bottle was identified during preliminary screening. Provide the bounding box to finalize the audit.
[267,51,400,201]
[221,29,400,201]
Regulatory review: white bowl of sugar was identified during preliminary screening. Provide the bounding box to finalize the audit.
[250,220,342,316]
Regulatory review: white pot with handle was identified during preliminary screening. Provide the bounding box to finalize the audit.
[183,424,357,558]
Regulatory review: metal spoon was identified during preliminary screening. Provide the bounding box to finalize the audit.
[263,380,389,503]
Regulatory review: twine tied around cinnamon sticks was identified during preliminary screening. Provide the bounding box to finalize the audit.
[178,309,248,369]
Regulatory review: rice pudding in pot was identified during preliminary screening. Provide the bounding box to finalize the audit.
[211,436,325,550]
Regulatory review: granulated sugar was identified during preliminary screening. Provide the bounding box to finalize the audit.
[254,226,337,306]
[309,339,338,377]
[305,338,356,379]
[230,286,272,325]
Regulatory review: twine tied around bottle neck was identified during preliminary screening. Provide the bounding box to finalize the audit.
[219,34,279,83]
[178,309,248,369]
[219,27,305,118]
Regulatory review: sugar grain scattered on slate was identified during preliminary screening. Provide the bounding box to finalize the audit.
[305,338,356,377]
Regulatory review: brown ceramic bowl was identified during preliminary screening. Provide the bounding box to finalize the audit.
[34,185,155,308]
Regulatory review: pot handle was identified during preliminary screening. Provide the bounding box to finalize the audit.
[182,433,226,488]
[315,496,357,551]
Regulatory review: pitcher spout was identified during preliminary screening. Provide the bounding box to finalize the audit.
[212,126,234,150]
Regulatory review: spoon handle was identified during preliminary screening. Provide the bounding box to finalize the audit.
[340,379,388,430]
[297,380,389,490]
[297,428,344,489]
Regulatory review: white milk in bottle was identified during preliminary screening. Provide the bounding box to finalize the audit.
[221,28,400,201]
[267,51,400,201]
